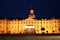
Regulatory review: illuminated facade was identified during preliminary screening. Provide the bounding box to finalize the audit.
[0,9,60,34]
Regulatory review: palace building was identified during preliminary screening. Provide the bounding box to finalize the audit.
[0,9,60,34]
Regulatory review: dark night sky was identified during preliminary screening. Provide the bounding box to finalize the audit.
[0,0,60,18]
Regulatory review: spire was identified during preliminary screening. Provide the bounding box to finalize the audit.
[30,4,34,15]
[28,5,35,18]
[31,4,33,10]
[30,9,34,15]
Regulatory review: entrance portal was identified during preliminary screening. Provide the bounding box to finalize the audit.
[23,28,36,34]
[23,25,36,34]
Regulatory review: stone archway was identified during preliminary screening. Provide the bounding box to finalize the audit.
[23,25,36,34]
[23,28,36,34]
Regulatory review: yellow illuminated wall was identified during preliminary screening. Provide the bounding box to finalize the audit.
[0,9,60,34]
[0,19,7,34]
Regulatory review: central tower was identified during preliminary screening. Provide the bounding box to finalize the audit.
[28,9,35,18]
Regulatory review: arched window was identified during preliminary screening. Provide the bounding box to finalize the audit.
[3,22,5,23]
[58,21,60,23]
[53,31,54,33]
[0,22,2,23]
[2,31,4,34]
[41,28,45,31]
[55,21,56,23]
[0,26,1,28]
[46,31,48,34]
[8,31,11,34]
[59,28,60,31]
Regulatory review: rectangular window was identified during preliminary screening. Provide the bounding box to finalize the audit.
[55,21,56,23]
[58,21,60,23]
[0,26,1,28]
[3,22,5,23]
[0,22,2,23]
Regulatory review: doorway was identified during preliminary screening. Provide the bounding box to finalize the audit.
[23,28,36,34]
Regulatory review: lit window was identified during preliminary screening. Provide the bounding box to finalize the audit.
[46,31,48,33]
[2,31,4,34]
[59,28,60,31]
[37,26,39,28]
[49,22,51,23]
[58,21,60,23]
[24,22,25,24]
[8,31,11,33]
[21,22,22,24]
[46,22,48,23]
[55,25,56,27]
[0,22,2,23]
[34,22,36,23]
[53,31,54,32]
[15,23,16,24]
[3,22,5,23]
[32,22,33,24]
[38,22,39,23]
[55,21,56,23]
[25,25,34,28]
[37,30,39,32]
[0,26,1,28]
